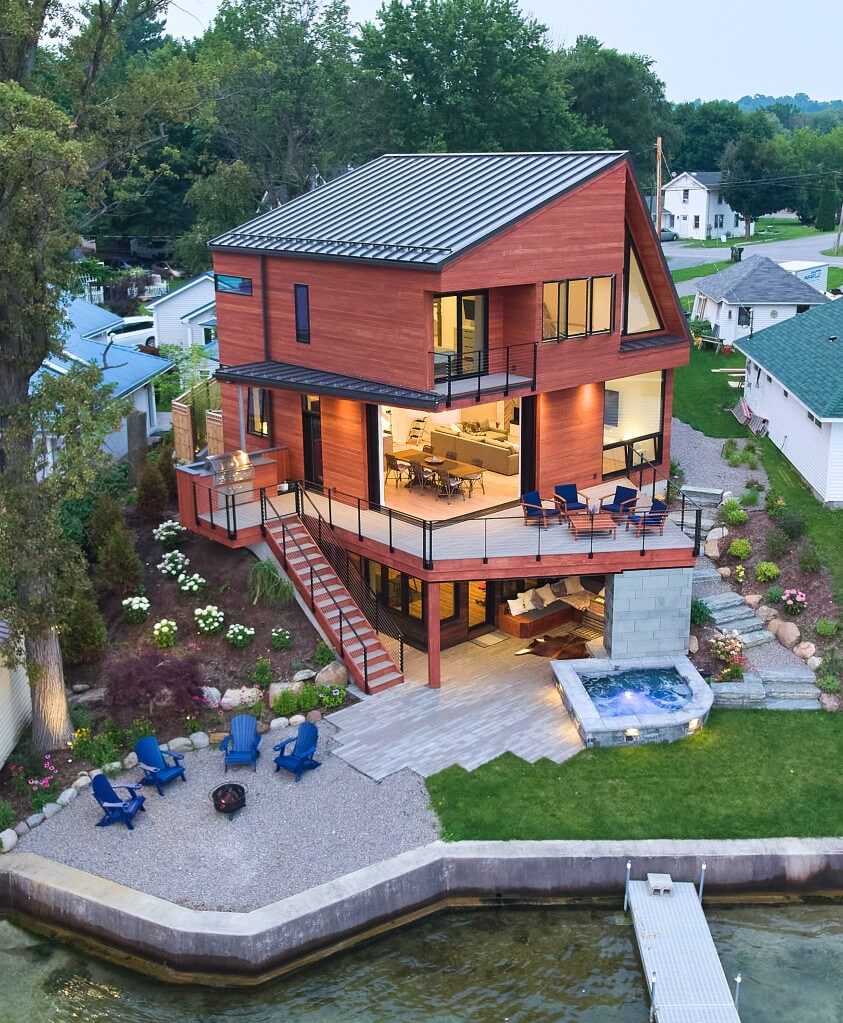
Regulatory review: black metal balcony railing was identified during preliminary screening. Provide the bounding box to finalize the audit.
[431,341,538,406]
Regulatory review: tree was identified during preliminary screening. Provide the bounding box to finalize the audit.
[721,114,790,237]
[815,177,841,232]
[0,1,192,751]
[356,0,607,154]
[96,522,144,595]
[136,461,167,520]
[670,101,747,172]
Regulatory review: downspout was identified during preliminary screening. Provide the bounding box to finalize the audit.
[261,255,270,362]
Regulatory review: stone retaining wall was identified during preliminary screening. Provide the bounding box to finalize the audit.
[2,839,842,985]
[605,568,694,658]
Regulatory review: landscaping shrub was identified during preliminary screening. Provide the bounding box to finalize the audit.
[136,462,167,521]
[764,489,785,520]
[728,538,752,560]
[798,543,822,573]
[777,508,806,540]
[97,522,143,595]
[720,499,748,526]
[820,647,843,680]
[158,550,189,578]
[272,690,299,718]
[122,595,151,623]
[247,559,294,606]
[690,598,712,627]
[252,656,274,689]
[721,438,737,460]
[226,623,255,649]
[816,676,841,694]
[86,493,123,559]
[241,700,265,720]
[739,489,759,507]
[765,585,784,604]
[755,562,781,582]
[297,683,319,713]
[152,618,178,648]
[71,726,120,768]
[781,588,807,616]
[765,527,791,559]
[152,519,186,550]
[318,684,346,709]
[0,799,15,831]
[313,640,335,669]
[154,441,178,499]
[69,705,92,731]
[194,605,225,635]
[739,448,759,470]
[59,581,107,665]
[177,572,206,595]
[815,618,839,638]
[105,652,204,719]
[271,627,292,650]
[745,479,765,491]
[669,458,685,487]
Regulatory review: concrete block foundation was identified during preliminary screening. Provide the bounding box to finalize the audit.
[604,568,693,657]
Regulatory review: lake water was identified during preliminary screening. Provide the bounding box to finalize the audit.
[0,904,840,1022]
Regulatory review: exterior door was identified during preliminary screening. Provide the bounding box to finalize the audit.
[467,580,495,633]
[301,395,323,486]
[433,293,487,380]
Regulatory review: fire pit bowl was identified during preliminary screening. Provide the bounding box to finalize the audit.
[211,782,246,819]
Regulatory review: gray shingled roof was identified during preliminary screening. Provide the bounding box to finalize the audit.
[736,299,843,418]
[689,171,721,188]
[209,151,627,268]
[697,255,829,305]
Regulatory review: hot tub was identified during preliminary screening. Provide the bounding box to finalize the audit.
[551,656,712,747]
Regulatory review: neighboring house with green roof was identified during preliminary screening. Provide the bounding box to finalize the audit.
[736,300,843,505]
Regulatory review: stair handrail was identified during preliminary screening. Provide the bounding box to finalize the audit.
[632,450,705,556]
[261,491,371,689]
[296,483,405,673]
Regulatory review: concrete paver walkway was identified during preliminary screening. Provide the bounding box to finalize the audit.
[331,635,583,780]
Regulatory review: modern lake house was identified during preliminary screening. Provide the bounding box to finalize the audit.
[175,151,697,690]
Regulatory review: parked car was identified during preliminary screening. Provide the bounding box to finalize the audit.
[151,262,184,280]
[660,228,678,242]
[106,316,156,348]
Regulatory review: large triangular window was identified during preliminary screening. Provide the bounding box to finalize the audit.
[624,237,661,335]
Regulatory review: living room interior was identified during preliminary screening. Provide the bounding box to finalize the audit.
[380,399,522,519]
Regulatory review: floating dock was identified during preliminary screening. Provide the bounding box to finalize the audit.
[628,876,741,1022]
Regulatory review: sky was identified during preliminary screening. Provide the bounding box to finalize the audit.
[165,0,840,104]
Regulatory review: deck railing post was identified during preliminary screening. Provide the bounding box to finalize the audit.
[388,508,394,552]
[734,974,742,1010]
[357,497,363,540]
[230,494,238,540]
[698,861,707,902]
[328,488,333,529]
[681,492,687,531]
[192,480,198,526]
[588,512,594,560]
[623,861,632,912]
[649,972,657,1021]
[309,565,315,611]
[693,508,703,557]
[536,518,541,562]
[209,488,215,531]
[531,342,537,390]
[504,346,511,397]
[640,512,647,557]
[483,518,488,564]
[281,523,287,565]
[447,356,453,408]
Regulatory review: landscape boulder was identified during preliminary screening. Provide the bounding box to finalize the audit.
[220,686,262,710]
[201,686,222,708]
[56,788,77,807]
[771,619,800,649]
[168,736,194,753]
[269,716,289,731]
[103,761,123,775]
[72,775,91,791]
[289,714,306,726]
[755,605,777,623]
[190,731,210,749]
[744,594,762,609]
[14,821,29,838]
[42,803,62,819]
[806,656,823,671]
[71,683,90,694]
[268,681,301,705]
[68,686,105,708]
[305,709,322,723]
[292,669,316,685]
[703,540,720,559]
[26,813,45,829]
[122,751,139,770]
[315,661,348,688]
[688,635,699,654]
[793,641,816,661]
[0,829,18,854]
[707,526,729,542]
[717,567,731,579]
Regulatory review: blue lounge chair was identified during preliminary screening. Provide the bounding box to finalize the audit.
[135,736,186,795]
[627,498,668,536]
[521,490,562,529]
[91,773,146,830]
[553,483,588,519]
[600,485,638,520]
[274,722,321,782]
[221,714,261,772]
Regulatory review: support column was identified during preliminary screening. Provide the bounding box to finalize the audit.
[425,582,442,689]
[604,568,694,658]
[238,385,246,450]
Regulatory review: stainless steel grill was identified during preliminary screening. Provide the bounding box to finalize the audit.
[205,450,254,492]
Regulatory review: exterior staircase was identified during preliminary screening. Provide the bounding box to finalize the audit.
[264,515,404,694]
[712,668,822,710]
[699,591,773,647]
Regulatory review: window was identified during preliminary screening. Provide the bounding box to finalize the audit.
[215,273,253,296]
[433,293,487,378]
[294,284,310,343]
[738,306,752,327]
[783,390,789,398]
[602,371,664,478]
[714,214,724,230]
[623,239,661,335]
[766,374,772,383]
[682,189,689,202]
[246,387,269,437]
[693,215,700,229]
[734,213,740,228]
[363,560,458,625]
[542,276,614,341]
[717,192,724,205]
[796,305,810,314]
[808,413,823,429]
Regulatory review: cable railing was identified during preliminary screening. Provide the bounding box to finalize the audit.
[431,340,539,407]
[260,492,371,687]
[190,475,259,541]
[631,451,705,557]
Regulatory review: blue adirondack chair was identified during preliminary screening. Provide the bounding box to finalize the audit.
[91,773,146,830]
[135,736,186,795]
[553,483,588,519]
[627,498,669,536]
[521,490,561,529]
[273,722,321,782]
[221,714,261,772]
[600,485,638,519]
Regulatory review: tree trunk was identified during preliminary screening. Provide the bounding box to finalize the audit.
[27,629,72,753]
[744,215,752,239]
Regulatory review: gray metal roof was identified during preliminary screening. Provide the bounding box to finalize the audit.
[697,255,829,305]
[210,151,628,268]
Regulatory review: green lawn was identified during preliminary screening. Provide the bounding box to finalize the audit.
[820,246,843,258]
[673,346,747,438]
[681,216,829,250]
[426,711,843,841]
[828,266,843,290]
[670,261,731,284]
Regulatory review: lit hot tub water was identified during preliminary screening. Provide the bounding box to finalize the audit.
[580,667,693,717]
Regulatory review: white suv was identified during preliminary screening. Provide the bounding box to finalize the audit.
[106,317,156,348]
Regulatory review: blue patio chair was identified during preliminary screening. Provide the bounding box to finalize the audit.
[135,736,186,795]
[627,498,669,536]
[521,490,561,529]
[91,773,146,830]
[600,485,638,520]
[220,714,261,772]
[553,483,588,519]
[273,721,321,782]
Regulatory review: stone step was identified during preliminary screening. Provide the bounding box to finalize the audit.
[701,591,746,611]
[741,628,775,647]
[712,605,758,626]
[762,698,821,711]
[693,564,721,581]
[757,667,817,683]
[711,680,765,707]
[680,485,725,507]
[762,681,821,699]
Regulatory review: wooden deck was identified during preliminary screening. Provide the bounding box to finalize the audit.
[628,879,741,1022]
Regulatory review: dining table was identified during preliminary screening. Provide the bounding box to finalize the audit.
[392,448,486,494]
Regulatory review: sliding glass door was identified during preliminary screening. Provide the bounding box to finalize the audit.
[433,293,487,381]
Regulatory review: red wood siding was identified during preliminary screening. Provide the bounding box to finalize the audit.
[320,397,369,498]
[536,383,605,493]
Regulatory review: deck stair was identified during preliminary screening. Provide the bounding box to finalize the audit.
[264,515,404,694]
[670,509,716,537]
[699,592,773,647]
[756,668,822,710]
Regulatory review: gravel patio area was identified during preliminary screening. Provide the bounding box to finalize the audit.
[17,720,439,911]
[671,419,768,495]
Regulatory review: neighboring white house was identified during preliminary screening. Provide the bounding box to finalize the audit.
[147,271,215,351]
[662,171,754,242]
[737,301,843,506]
[0,624,31,771]
[778,260,829,294]
[692,255,827,343]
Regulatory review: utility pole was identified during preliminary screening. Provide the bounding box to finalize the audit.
[655,136,663,237]
[835,199,843,257]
